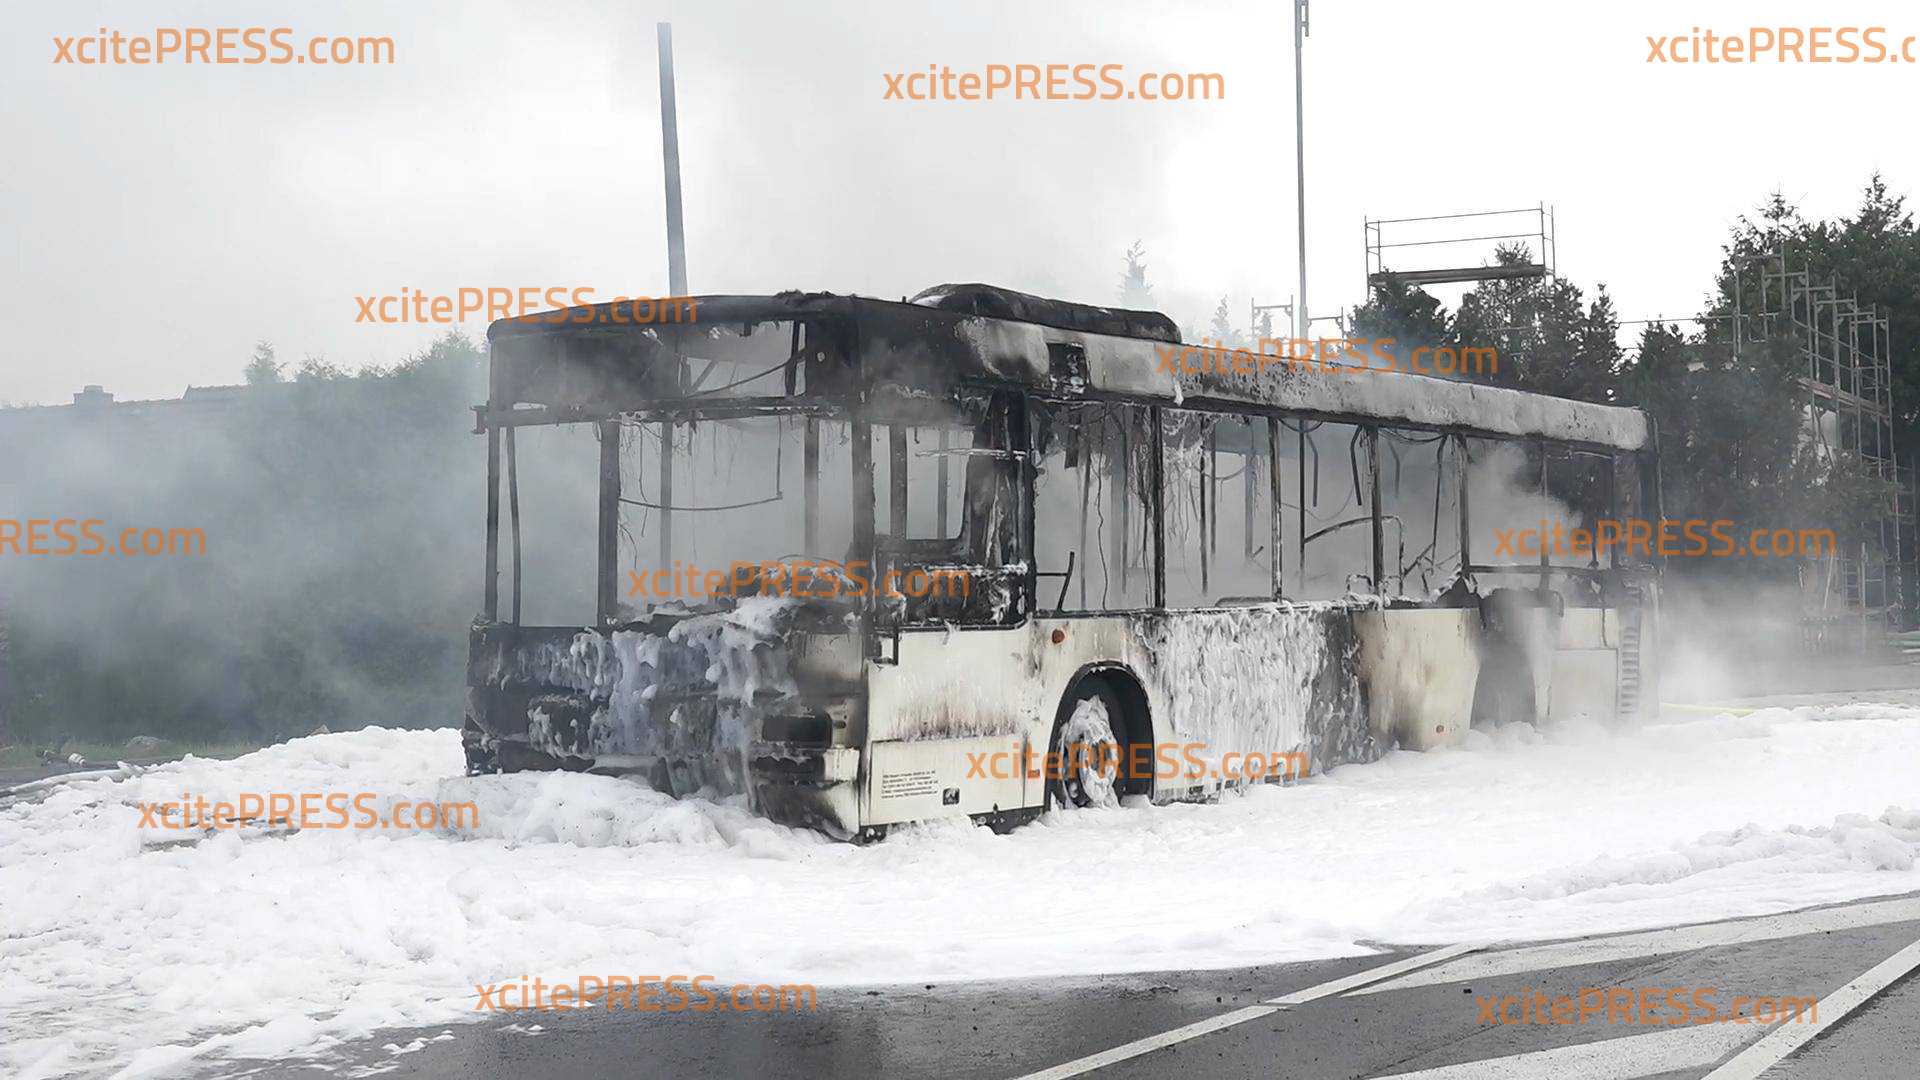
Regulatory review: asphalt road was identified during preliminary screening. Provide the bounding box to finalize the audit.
[216,890,1920,1080]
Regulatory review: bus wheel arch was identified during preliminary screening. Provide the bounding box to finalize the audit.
[1046,665,1153,808]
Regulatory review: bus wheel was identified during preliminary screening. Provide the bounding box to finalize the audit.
[1047,681,1127,809]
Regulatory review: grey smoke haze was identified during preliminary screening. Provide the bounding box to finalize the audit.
[5,0,1916,406]
[0,355,493,744]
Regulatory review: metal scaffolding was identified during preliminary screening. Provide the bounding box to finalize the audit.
[1738,253,1912,648]
[1364,205,1556,289]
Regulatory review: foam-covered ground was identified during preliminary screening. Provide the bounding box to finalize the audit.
[4,703,1919,1078]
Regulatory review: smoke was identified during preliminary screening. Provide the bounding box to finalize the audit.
[0,321,1856,754]
[0,345,490,747]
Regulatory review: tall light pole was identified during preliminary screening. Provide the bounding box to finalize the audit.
[1293,0,1310,339]
[656,22,687,570]
[657,23,688,297]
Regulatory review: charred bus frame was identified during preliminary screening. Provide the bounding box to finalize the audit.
[467,285,1660,839]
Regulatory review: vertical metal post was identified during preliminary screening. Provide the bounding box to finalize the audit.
[851,419,875,651]
[804,417,820,552]
[656,24,688,575]
[1602,451,1617,571]
[1268,417,1283,598]
[1537,443,1551,592]
[1209,426,1220,556]
[1150,406,1166,610]
[1198,427,1211,595]
[658,421,673,568]
[1293,0,1310,340]
[1367,428,1383,594]
[889,426,908,539]
[1116,415,1132,596]
[484,426,501,621]
[597,421,621,624]
[506,426,523,625]
[1456,435,1473,572]
[935,427,950,540]
[657,23,688,298]
[1297,421,1307,592]
[1077,419,1090,608]
[1244,419,1257,560]
[1014,397,1037,615]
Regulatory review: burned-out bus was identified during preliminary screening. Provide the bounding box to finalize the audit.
[464,285,1659,840]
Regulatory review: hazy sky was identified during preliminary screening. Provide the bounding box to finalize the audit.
[4,0,1916,405]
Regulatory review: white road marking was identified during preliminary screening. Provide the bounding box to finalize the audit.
[1351,897,1920,996]
[1371,1024,1758,1079]
[1008,945,1473,1080]
[1700,934,1920,1080]
[1006,1004,1278,1080]
[1267,942,1483,1005]
[1011,905,1920,1080]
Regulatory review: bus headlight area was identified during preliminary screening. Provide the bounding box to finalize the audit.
[465,284,1659,841]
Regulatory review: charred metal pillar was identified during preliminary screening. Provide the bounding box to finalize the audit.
[507,426,523,624]
[804,418,821,553]
[1456,434,1472,572]
[1600,450,1617,571]
[1297,422,1307,593]
[1150,406,1166,609]
[1077,419,1091,608]
[597,420,621,624]
[1269,417,1283,597]
[1245,420,1258,561]
[484,425,501,622]
[1367,427,1383,594]
[1537,442,1551,593]
[889,425,908,539]
[1010,396,1036,613]
[658,420,674,568]
[851,417,876,651]
[1209,427,1220,557]
[1198,427,1211,595]
[935,428,949,540]
[1639,423,1665,575]
[1115,416,1131,595]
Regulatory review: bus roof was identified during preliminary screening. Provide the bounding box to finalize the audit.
[487,287,1650,452]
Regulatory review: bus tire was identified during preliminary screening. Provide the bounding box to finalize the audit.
[1045,677,1131,810]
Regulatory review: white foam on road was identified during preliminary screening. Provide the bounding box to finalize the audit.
[4,702,1920,1077]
